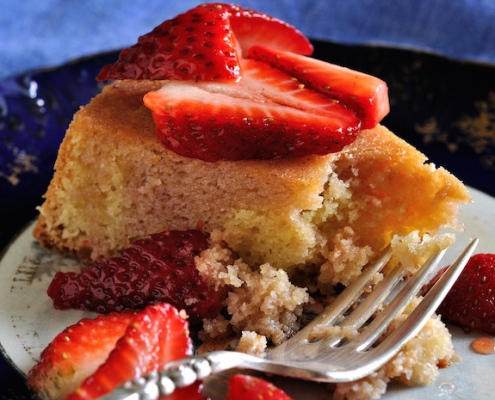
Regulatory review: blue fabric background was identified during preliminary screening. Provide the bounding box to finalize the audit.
[1,0,495,81]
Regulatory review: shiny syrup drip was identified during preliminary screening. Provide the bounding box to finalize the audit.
[470,337,495,355]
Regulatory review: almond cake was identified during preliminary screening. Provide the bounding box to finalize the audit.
[30,3,472,399]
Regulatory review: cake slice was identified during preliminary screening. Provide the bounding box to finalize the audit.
[29,3,474,399]
[33,77,470,284]
[31,78,469,395]
[32,1,471,318]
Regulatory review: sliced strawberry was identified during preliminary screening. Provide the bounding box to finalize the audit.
[248,45,390,129]
[47,230,229,323]
[96,3,312,82]
[226,374,293,400]
[424,254,495,334]
[28,312,135,400]
[227,5,313,57]
[144,59,361,162]
[28,304,204,400]
[97,4,239,82]
[69,304,202,400]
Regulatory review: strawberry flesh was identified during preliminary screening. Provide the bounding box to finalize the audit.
[96,3,312,82]
[28,312,134,400]
[47,230,229,323]
[248,45,390,129]
[68,304,203,400]
[144,58,361,162]
[227,5,313,57]
[424,254,495,334]
[28,304,204,400]
[226,374,293,400]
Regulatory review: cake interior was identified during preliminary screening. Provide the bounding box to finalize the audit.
[34,79,470,286]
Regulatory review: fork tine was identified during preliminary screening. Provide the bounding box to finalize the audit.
[309,238,479,382]
[367,237,479,356]
[352,246,448,351]
[340,260,406,331]
[267,245,392,357]
[316,261,407,349]
[294,245,392,338]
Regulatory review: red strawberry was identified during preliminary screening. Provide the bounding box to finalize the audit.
[143,58,362,162]
[226,374,293,400]
[424,254,495,334]
[47,230,229,323]
[96,3,312,82]
[28,312,134,400]
[227,5,313,57]
[28,304,204,400]
[248,45,390,129]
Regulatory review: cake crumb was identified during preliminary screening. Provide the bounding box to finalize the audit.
[200,315,232,340]
[196,242,310,346]
[308,324,359,342]
[390,231,455,272]
[320,227,374,286]
[333,298,456,400]
[383,300,455,387]
[178,309,189,320]
[195,231,236,289]
[334,368,390,400]
[225,262,309,345]
[236,331,267,357]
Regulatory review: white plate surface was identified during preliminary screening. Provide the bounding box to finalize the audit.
[0,186,494,399]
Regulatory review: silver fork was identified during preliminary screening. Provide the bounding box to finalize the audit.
[100,237,478,400]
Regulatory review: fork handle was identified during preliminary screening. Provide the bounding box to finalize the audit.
[97,351,262,400]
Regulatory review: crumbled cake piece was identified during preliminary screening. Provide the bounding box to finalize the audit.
[334,299,456,400]
[196,236,309,345]
[225,263,309,345]
[236,331,268,357]
[193,230,459,399]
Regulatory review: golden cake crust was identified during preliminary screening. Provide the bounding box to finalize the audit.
[34,80,471,276]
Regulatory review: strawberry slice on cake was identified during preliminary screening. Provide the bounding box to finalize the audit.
[97,3,313,82]
[248,45,390,129]
[97,2,389,162]
[143,59,363,161]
